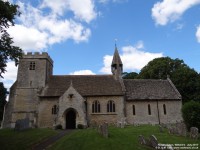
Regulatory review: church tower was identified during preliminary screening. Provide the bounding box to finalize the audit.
[111,46,123,80]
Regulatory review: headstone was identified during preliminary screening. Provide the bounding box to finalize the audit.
[149,135,158,148]
[138,135,146,145]
[102,122,108,138]
[158,125,164,133]
[190,127,199,139]
[176,122,187,136]
[15,118,30,131]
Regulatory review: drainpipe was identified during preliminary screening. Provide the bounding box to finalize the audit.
[157,100,160,124]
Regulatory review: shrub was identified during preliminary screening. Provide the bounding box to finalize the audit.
[77,124,84,129]
[55,124,62,130]
[182,101,200,130]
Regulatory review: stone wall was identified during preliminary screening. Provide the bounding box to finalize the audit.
[58,85,87,129]
[87,96,125,125]
[126,100,182,125]
[38,97,58,128]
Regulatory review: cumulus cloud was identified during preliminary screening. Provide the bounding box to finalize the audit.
[0,62,18,90]
[195,25,200,43]
[7,0,96,52]
[69,70,96,75]
[41,0,97,23]
[100,41,163,74]
[152,0,200,25]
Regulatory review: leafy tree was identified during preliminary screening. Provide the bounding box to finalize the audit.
[182,101,200,130]
[137,57,200,103]
[0,82,7,121]
[0,0,22,78]
[122,72,138,79]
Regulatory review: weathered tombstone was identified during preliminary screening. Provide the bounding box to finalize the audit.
[177,122,187,136]
[190,127,199,140]
[149,135,158,148]
[14,118,30,131]
[138,135,146,145]
[158,125,164,133]
[102,122,108,138]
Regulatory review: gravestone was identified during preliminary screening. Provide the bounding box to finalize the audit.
[176,122,187,136]
[190,127,199,140]
[15,118,30,131]
[97,123,108,138]
[138,135,146,145]
[158,125,164,133]
[102,122,108,138]
[149,135,158,148]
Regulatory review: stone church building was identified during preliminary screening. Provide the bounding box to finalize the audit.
[2,48,182,129]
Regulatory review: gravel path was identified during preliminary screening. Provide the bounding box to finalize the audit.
[32,130,73,150]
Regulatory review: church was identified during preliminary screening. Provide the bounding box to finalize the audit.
[2,47,182,129]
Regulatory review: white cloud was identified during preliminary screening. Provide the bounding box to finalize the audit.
[8,25,48,52]
[69,70,96,75]
[7,0,96,52]
[196,25,200,43]
[152,0,200,25]
[0,62,18,90]
[40,0,97,23]
[100,41,163,74]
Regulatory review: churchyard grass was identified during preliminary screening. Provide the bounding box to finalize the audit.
[49,125,200,150]
[0,128,58,150]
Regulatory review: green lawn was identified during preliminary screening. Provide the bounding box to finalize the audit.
[49,125,200,150]
[0,128,58,150]
[0,126,199,150]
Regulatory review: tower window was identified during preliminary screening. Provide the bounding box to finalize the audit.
[92,100,100,113]
[107,100,115,112]
[163,104,167,115]
[133,105,135,115]
[29,61,35,70]
[148,104,151,115]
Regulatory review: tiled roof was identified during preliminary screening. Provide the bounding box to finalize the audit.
[39,75,123,97]
[123,79,181,100]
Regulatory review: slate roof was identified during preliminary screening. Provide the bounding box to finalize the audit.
[123,79,181,100]
[39,75,123,97]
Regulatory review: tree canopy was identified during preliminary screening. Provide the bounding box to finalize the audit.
[0,0,22,78]
[123,57,200,103]
[0,82,7,121]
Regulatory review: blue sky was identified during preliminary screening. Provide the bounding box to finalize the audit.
[2,0,200,89]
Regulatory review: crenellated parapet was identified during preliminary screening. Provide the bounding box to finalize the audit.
[22,52,53,65]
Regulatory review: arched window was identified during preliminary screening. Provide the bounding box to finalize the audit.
[133,105,135,115]
[148,104,151,115]
[92,101,100,113]
[107,100,115,112]
[163,104,167,115]
[52,105,57,114]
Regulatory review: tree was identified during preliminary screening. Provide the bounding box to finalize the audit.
[122,72,138,79]
[0,82,7,121]
[0,0,22,78]
[182,101,200,130]
[137,57,200,103]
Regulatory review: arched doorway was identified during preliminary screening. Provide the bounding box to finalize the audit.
[66,109,76,129]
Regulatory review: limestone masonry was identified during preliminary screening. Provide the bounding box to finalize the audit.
[2,48,182,129]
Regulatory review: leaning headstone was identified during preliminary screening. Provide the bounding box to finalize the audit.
[15,118,30,131]
[138,135,146,145]
[190,127,199,140]
[149,135,158,148]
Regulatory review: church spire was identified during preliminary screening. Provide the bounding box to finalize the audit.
[111,46,123,80]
